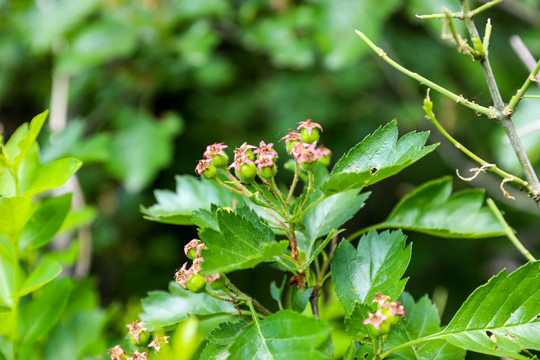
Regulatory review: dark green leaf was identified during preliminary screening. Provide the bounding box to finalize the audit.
[344,303,374,342]
[142,175,242,225]
[283,285,313,313]
[301,190,369,256]
[227,310,331,359]
[321,120,437,195]
[200,208,288,275]
[140,282,236,330]
[377,177,504,238]
[19,193,72,251]
[383,293,465,360]
[299,229,344,271]
[207,320,248,346]
[18,278,72,344]
[12,260,62,298]
[270,277,286,310]
[331,230,411,315]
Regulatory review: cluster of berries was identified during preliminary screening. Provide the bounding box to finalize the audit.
[363,293,406,337]
[195,119,331,181]
[107,321,169,360]
[174,239,224,293]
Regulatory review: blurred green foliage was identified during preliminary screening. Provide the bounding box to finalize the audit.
[1,0,540,358]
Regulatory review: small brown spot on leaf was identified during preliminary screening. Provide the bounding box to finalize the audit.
[370,167,377,174]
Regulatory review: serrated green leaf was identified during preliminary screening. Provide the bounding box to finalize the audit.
[19,193,72,251]
[140,282,236,330]
[20,157,82,197]
[227,310,331,359]
[18,278,72,344]
[383,293,466,360]
[388,262,540,359]
[12,260,62,298]
[331,230,411,315]
[302,189,369,256]
[321,120,437,195]
[141,175,242,225]
[344,303,374,342]
[0,196,35,238]
[377,177,504,238]
[200,208,288,275]
[207,320,248,346]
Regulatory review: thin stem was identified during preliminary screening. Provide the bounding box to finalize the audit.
[506,58,540,113]
[8,167,19,195]
[292,194,329,222]
[416,0,502,19]
[310,235,338,318]
[424,95,536,197]
[486,198,536,262]
[298,170,315,214]
[355,30,493,117]
[225,279,272,316]
[348,224,383,243]
[286,162,300,206]
[215,178,250,196]
[269,177,288,210]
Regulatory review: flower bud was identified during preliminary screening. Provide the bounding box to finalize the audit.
[195,159,217,179]
[258,163,277,179]
[363,309,390,337]
[127,321,150,347]
[186,273,206,293]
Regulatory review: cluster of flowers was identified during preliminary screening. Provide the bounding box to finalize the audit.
[195,119,331,181]
[107,321,169,360]
[174,239,224,293]
[362,293,406,337]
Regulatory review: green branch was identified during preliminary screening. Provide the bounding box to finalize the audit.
[354,30,493,117]
[506,58,540,113]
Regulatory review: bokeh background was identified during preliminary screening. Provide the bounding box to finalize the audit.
[1,0,540,358]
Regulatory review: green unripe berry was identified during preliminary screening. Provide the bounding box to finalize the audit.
[300,160,318,170]
[301,128,319,144]
[286,140,300,154]
[210,154,228,168]
[201,164,217,179]
[130,329,150,347]
[382,307,403,325]
[186,248,198,260]
[208,277,226,290]
[369,320,390,337]
[236,163,257,182]
[245,149,255,161]
[258,165,277,179]
[186,273,206,293]
[319,154,330,167]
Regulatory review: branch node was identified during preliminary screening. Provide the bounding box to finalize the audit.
[500,178,516,200]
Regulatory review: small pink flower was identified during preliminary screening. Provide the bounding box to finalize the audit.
[174,263,193,289]
[130,350,148,360]
[126,321,148,343]
[291,142,322,164]
[316,145,331,158]
[254,141,277,159]
[362,309,388,330]
[108,345,126,360]
[184,239,201,257]
[195,158,214,176]
[382,301,406,318]
[203,143,228,158]
[234,142,256,160]
[254,156,275,170]
[372,293,391,306]
[148,334,170,353]
[297,119,323,135]
[192,257,204,274]
[228,155,254,172]
[280,130,301,143]
[205,273,221,283]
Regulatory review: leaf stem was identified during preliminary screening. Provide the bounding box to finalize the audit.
[416,0,502,19]
[354,30,493,117]
[225,278,272,316]
[423,94,536,197]
[506,58,540,113]
[348,224,383,242]
[286,162,300,206]
[269,177,288,210]
[486,198,536,262]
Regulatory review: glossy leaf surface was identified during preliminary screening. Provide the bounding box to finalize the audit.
[377,177,504,238]
[322,120,437,195]
[331,230,411,315]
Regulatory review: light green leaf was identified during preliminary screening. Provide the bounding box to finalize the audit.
[0,196,35,238]
[0,257,14,307]
[142,175,242,225]
[331,230,411,315]
[227,310,331,360]
[383,293,466,360]
[20,157,82,197]
[18,278,72,344]
[376,177,504,238]
[10,110,48,173]
[302,189,369,256]
[299,229,344,271]
[322,120,437,195]
[200,208,288,275]
[387,262,540,359]
[106,111,182,192]
[140,282,236,330]
[12,260,62,298]
[19,193,72,251]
